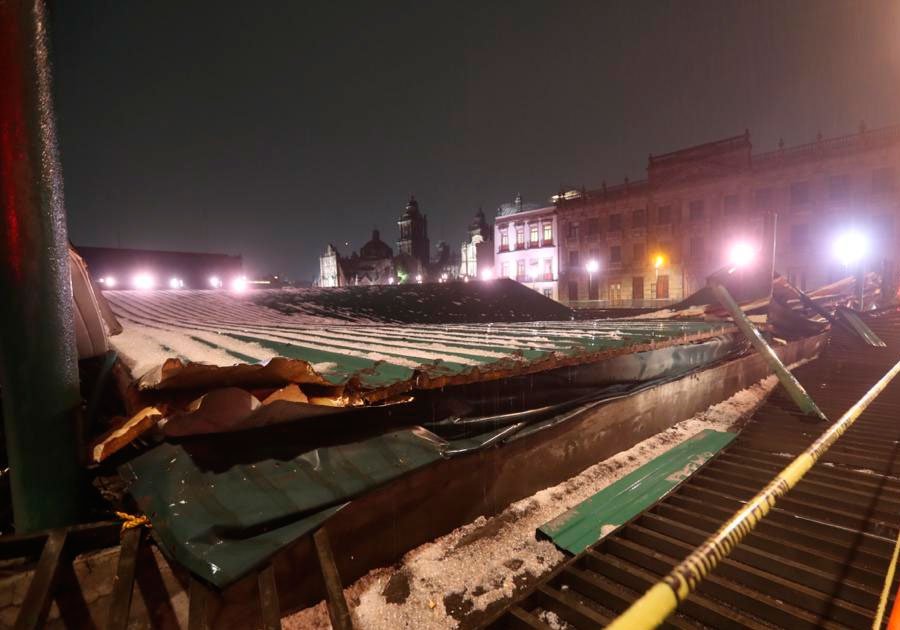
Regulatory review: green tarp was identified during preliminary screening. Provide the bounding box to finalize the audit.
[538,429,735,555]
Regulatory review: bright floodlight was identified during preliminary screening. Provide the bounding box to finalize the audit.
[481,268,494,281]
[209,275,222,288]
[231,276,248,292]
[131,272,155,290]
[585,259,599,274]
[415,274,423,283]
[833,230,868,267]
[387,276,395,285]
[103,275,117,288]
[728,242,755,268]
[168,277,183,289]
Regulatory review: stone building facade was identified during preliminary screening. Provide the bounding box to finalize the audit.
[459,208,494,279]
[555,124,900,306]
[318,196,440,286]
[494,196,560,300]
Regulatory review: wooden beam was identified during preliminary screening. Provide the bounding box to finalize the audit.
[106,527,142,630]
[313,528,353,630]
[188,578,213,630]
[14,529,68,630]
[257,563,282,630]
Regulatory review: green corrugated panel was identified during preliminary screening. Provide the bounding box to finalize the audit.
[538,429,735,555]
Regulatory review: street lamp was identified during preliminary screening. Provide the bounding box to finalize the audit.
[481,268,494,281]
[131,271,156,291]
[833,230,869,308]
[585,259,599,302]
[727,242,756,270]
[833,230,868,268]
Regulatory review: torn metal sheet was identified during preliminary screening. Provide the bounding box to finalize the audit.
[538,429,735,555]
[121,336,744,588]
[122,428,447,586]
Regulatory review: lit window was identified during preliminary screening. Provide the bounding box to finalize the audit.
[530,223,539,244]
[543,222,553,242]
[500,230,509,250]
[516,225,525,246]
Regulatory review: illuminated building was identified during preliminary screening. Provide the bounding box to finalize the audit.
[494,195,560,300]
[555,123,900,306]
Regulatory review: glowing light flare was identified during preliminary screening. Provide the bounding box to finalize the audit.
[131,272,156,290]
[585,259,599,274]
[653,255,665,269]
[387,277,395,285]
[727,242,756,269]
[480,268,494,281]
[209,276,222,289]
[168,277,184,289]
[833,230,868,267]
[99,275,117,288]
[415,274,423,283]
[230,276,248,292]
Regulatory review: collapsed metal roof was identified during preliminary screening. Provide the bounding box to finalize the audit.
[103,288,736,402]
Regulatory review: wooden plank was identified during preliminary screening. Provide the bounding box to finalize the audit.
[313,528,353,630]
[257,563,282,630]
[106,527,142,630]
[14,529,68,630]
[188,577,213,630]
[508,605,552,629]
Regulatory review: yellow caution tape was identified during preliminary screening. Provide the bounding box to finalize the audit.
[115,510,150,533]
[606,357,900,630]
[872,521,900,629]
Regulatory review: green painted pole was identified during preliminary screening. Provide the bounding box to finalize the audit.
[0,0,83,531]
[709,277,827,421]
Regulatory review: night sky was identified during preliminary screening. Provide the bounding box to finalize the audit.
[49,1,900,282]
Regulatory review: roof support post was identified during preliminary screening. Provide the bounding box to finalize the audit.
[0,0,83,531]
[708,277,826,420]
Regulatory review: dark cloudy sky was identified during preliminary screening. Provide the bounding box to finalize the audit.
[50,1,900,281]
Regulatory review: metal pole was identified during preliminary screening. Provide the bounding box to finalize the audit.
[0,0,83,531]
[708,277,826,420]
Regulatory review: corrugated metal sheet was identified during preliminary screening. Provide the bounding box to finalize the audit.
[104,289,736,401]
[538,429,735,555]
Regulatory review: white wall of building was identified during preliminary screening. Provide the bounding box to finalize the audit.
[494,207,559,300]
